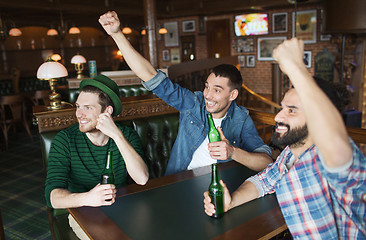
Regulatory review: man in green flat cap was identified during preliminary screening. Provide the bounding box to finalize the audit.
[45,75,149,238]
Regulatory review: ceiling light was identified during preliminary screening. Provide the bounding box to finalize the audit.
[158,27,168,34]
[68,26,80,34]
[122,27,132,34]
[9,27,22,36]
[47,28,58,36]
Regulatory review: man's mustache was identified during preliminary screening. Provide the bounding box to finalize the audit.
[273,122,290,132]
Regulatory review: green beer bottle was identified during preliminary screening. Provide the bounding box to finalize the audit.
[208,163,224,218]
[207,113,221,142]
[101,151,115,185]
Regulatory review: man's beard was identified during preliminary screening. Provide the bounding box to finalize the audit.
[271,122,308,148]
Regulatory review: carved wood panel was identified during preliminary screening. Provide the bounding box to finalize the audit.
[33,97,178,133]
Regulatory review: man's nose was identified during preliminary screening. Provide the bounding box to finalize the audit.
[205,89,213,99]
[274,109,285,123]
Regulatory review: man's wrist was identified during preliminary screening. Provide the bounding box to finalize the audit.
[231,146,243,161]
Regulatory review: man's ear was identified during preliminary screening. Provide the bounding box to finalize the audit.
[230,89,239,101]
[105,105,113,115]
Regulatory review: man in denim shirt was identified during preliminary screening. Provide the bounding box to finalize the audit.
[99,11,272,175]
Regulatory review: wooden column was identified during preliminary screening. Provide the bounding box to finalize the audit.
[143,0,158,68]
[272,63,282,105]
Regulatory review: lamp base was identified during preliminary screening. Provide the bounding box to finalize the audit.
[47,101,73,110]
[76,73,85,79]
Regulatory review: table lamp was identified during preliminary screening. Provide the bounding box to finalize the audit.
[71,54,87,79]
[37,57,70,109]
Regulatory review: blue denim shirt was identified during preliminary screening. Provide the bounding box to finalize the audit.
[143,70,272,175]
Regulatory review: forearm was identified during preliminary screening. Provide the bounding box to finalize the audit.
[113,134,149,185]
[287,66,352,167]
[229,180,259,210]
[231,147,272,171]
[50,189,87,209]
[109,31,157,81]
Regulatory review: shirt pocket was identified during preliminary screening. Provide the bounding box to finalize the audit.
[180,113,204,138]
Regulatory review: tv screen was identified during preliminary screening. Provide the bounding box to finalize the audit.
[234,14,269,36]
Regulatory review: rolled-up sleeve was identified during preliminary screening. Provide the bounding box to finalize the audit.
[142,70,167,91]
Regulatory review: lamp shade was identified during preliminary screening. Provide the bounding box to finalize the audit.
[69,27,80,34]
[47,28,58,36]
[122,27,132,34]
[37,60,68,80]
[158,27,168,34]
[50,54,62,62]
[9,28,22,36]
[71,54,87,64]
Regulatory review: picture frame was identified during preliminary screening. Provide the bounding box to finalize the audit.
[272,12,288,33]
[170,48,181,64]
[238,55,245,68]
[162,50,170,61]
[292,10,317,44]
[303,51,312,68]
[237,38,254,53]
[257,36,287,61]
[182,20,196,33]
[246,55,255,67]
[164,22,179,47]
[320,34,331,41]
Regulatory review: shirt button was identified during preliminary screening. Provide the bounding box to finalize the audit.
[190,121,193,124]
[233,141,236,144]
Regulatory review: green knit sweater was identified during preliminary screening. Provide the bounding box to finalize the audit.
[45,123,145,208]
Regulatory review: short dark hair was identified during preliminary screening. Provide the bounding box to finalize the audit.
[210,64,243,91]
[80,85,114,113]
[313,76,350,113]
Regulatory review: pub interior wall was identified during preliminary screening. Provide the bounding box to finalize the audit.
[0,4,364,113]
[155,4,339,96]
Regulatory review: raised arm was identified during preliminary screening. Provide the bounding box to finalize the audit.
[272,38,352,168]
[99,11,157,81]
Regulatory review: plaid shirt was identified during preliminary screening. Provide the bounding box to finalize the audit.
[248,140,366,239]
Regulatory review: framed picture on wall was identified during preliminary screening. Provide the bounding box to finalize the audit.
[170,48,181,64]
[237,38,254,53]
[247,55,255,67]
[164,22,179,47]
[272,12,288,33]
[303,51,312,68]
[162,50,170,61]
[257,36,287,61]
[292,9,317,44]
[182,20,196,33]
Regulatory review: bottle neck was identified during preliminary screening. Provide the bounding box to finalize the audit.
[211,163,219,183]
[207,113,216,129]
[105,151,113,170]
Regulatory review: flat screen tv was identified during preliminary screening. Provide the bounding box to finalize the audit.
[234,13,269,36]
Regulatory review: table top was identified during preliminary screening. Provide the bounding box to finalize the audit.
[69,162,287,240]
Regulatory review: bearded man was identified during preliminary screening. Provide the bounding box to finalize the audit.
[204,38,366,239]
